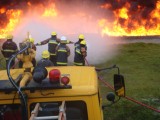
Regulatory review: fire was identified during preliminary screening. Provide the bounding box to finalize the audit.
[0,8,6,14]
[0,9,22,38]
[42,3,58,17]
[118,7,128,19]
[0,2,58,39]
[99,1,160,36]
[0,1,159,38]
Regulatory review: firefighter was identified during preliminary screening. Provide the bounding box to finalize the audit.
[1,34,18,68]
[56,36,70,66]
[37,50,54,67]
[74,34,87,66]
[35,32,60,66]
[29,38,37,67]
[17,43,36,69]
[80,40,87,57]
[29,38,37,51]
[19,38,37,68]
[17,43,36,87]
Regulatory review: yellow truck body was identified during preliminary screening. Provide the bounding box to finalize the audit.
[0,66,104,120]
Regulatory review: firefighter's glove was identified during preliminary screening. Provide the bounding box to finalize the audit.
[35,42,41,46]
[67,40,74,44]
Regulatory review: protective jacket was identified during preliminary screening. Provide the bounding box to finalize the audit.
[56,44,70,66]
[36,36,60,65]
[17,48,36,68]
[1,40,18,60]
[19,43,37,68]
[74,41,87,66]
[1,39,18,68]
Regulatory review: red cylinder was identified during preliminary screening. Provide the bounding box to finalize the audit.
[49,69,61,84]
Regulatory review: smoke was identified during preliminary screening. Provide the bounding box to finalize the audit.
[10,0,119,65]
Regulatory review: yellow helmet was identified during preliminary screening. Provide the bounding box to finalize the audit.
[51,32,57,36]
[42,50,50,58]
[78,34,84,39]
[6,34,13,39]
[80,40,86,45]
[29,38,34,43]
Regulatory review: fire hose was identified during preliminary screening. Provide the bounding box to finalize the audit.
[7,43,30,120]
[11,59,19,69]
[84,58,160,113]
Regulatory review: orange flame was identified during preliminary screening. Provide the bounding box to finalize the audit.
[0,2,59,39]
[0,9,22,38]
[0,8,6,14]
[42,3,58,17]
[0,1,159,38]
[99,1,160,36]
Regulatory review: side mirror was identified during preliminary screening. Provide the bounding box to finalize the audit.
[114,74,125,97]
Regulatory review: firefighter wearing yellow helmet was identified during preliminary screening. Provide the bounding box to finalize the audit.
[28,38,37,51]
[19,37,37,68]
[74,34,87,66]
[37,50,53,67]
[17,43,36,87]
[79,34,85,40]
[80,40,86,45]
[51,32,57,36]
[29,38,34,43]
[42,50,50,58]
[1,34,18,68]
[29,38,37,67]
[35,32,60,66]
[80,40,87,57]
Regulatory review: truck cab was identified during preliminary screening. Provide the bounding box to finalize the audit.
[0,66,104,120]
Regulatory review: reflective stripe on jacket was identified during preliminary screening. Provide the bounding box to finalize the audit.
[2,40,18,58]
[48,39,58,54]
[2,49,17,52]
[74,42,84,66]
[56,44,68,65]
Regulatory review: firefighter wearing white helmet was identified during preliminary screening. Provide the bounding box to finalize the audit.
[35,31,60,66]
[37,50,53,67]
[74,34,87,66]
[1,34,18,68]
[56,36,70,66]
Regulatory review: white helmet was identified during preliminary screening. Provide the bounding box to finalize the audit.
[61,36,67,40]
[60,36,67,43]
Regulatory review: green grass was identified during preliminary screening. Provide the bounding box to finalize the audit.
[96,43,160,120]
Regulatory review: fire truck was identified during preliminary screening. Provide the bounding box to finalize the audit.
[0,67,125,120]
[0,41,125,120]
